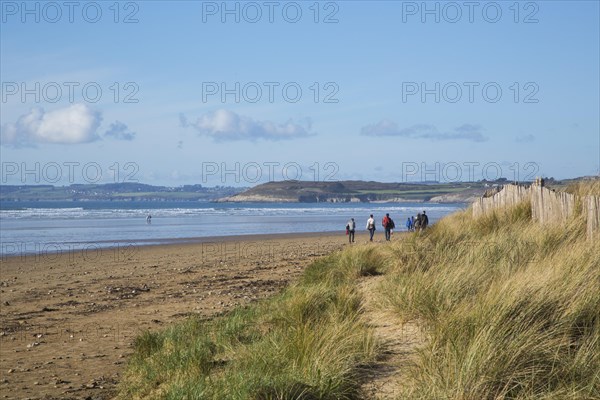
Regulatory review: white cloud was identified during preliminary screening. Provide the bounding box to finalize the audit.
[515,134,535,143]
[361,121,488,142]
[104,121,136,141]
[1,104,102,146]
[181,109,315,142]
[178,113,188,128]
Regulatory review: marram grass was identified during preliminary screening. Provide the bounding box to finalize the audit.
[120,194,599,399]
[378,202,600,400]
[118,246,385,400]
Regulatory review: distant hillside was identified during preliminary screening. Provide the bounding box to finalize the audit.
[218,180,492,203]
[3,177,592,203]
[0,183,245,201]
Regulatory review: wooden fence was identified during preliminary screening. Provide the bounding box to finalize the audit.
[472,181,599,240]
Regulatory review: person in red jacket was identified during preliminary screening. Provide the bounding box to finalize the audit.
[382,213,395,241]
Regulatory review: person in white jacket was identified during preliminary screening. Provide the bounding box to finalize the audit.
[366,214,375,241]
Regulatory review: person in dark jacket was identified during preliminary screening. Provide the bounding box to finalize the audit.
[421,210,429,230]
[346,218,356,243]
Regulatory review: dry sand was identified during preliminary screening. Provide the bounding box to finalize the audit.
[0,231,387,400]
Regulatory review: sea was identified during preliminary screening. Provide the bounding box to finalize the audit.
[0,201,467,256]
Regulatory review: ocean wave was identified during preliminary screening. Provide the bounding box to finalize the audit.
[0,204,464,220]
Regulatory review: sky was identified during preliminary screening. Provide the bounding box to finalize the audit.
[1,0,599,187]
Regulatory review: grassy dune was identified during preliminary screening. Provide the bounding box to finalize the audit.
[118,247,386,399]
[379,202,600,399]
[565,180,600,198]
[120,193,599,399]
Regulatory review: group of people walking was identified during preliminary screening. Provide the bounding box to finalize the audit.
[345,211,429,243]
[405,211,429,232]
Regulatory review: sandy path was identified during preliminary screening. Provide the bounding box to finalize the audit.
[359,275,424,399]
[0,232,367,400]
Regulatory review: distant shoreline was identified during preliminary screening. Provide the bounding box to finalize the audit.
[0,179,509,203]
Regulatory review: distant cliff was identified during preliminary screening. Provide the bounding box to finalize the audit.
[218,180,490,203]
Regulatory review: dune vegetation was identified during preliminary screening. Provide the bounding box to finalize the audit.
[119,191,599,399]
[379,201,599,399]
[565,179,600,198]
[118,246,385,399]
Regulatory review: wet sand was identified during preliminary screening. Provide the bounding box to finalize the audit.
[0,231,388,399]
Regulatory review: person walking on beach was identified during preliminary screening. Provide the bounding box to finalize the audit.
[415,213,422,232]
[382,213,394,241]
[421,210,429,230]
[346,218,356,243]
[366,214,376,241]
[146,214,152,224]
[406,217,413,232]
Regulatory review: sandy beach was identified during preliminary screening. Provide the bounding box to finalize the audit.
[0,230,391,400]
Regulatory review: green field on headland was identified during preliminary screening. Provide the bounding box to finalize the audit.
[118,182,600,399]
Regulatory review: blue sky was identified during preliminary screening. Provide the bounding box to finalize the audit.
[1,0,599,186]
